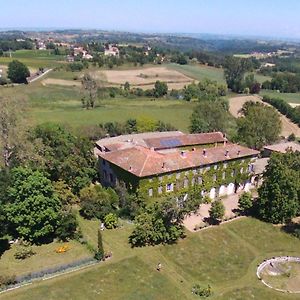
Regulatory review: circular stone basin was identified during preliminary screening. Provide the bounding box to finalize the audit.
[257,256,300,293]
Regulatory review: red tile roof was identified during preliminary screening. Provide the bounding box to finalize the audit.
[144,132,225,150]
[98,143,259,178]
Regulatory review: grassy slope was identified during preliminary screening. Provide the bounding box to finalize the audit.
[3,218,300,300]
[261,90,300,104]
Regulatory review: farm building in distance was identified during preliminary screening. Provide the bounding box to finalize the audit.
[95,131,260,199]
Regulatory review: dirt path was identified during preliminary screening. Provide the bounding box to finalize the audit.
[229,95,300,137]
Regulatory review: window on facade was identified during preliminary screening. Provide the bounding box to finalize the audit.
[103,170,107,180]
[213,174,217,181]
[159,176,163,182]
[206,166,210,171]
[149,178,153,183]
[222,172,226,180]
[148,188,153,197]
[240,167,244,174]
[192,169,197,175]
[176,173,180,179]
[223,163,227,169]
[109,173,114,183]
[158,186,163,194]
[191,177,195,186]
[185,171,189,176]
[166,183,173,192]
[231,170,236,177]
[214,165,218,170]
[198,176,203,184]
[199,168,203,174]
[184,178,189,188]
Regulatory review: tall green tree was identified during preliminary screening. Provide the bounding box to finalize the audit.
[189,101,230,133]
[81,73,98,109]
[7,60,30,83]
[31,123,97,193]
[223,56,249,93]
[236,101,281,149]
[153,81,168,98]
[258,152,300,224]
[5,167,61,242]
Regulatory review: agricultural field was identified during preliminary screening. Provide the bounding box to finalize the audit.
[0,83,196,132]
[0,50,66,70]
[2,218,300,300]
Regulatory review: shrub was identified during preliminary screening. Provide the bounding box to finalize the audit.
[238,192,253,214]
[209,200,225,224]
[14,247,36,260]
[103,213,118,229]
[0,274,16,288]
[192,284,212,297]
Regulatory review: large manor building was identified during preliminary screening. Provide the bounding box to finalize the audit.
[95,131,260,199]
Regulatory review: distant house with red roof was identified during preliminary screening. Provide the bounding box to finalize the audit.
[95,131,259,199]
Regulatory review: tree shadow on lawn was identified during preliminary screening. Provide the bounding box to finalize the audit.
[0,238,10,258]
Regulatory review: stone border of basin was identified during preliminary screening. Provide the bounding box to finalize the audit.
[257,256,300,293]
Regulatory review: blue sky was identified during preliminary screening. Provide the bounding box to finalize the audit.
[1,0,300,38]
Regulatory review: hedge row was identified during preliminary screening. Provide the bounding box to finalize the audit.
[262,96,300,127]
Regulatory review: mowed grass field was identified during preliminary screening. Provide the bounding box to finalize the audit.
[2,218,300,300]
[261,90,300,104]
[0,82,196,132]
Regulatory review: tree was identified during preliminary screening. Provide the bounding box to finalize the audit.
[7,60,30,83]
[5,167,61,242]
[95,229,104,260]
[257,152,300,224]
[81,73,98,109]
[153,81,168,98]
[124,81,130,91]
[238,192,253,214]
[0,97,27,168]
[189,101,229,133]
[129,197,187,247]
[31,123,97,194]
[55,210,78,241]
[236,101,281,149]
[209,200,225,223]
[223,56,249,93]
[79,184,118,220]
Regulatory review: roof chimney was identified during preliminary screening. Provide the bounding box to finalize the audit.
[192,147,196,151]
[237,150,241,156]
[162,162,166,169]
[225,150,229,157]
[203,149,207,157]
[129,166,132,171]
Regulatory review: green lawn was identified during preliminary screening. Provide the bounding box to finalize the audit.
[0,240,91,278]
[167,63,271,86]
[0,83,196,132]
[3,218,300,300]
[261,90,300,104]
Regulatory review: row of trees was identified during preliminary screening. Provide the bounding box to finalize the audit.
[262,72,300,93]
[262,95,300,127]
